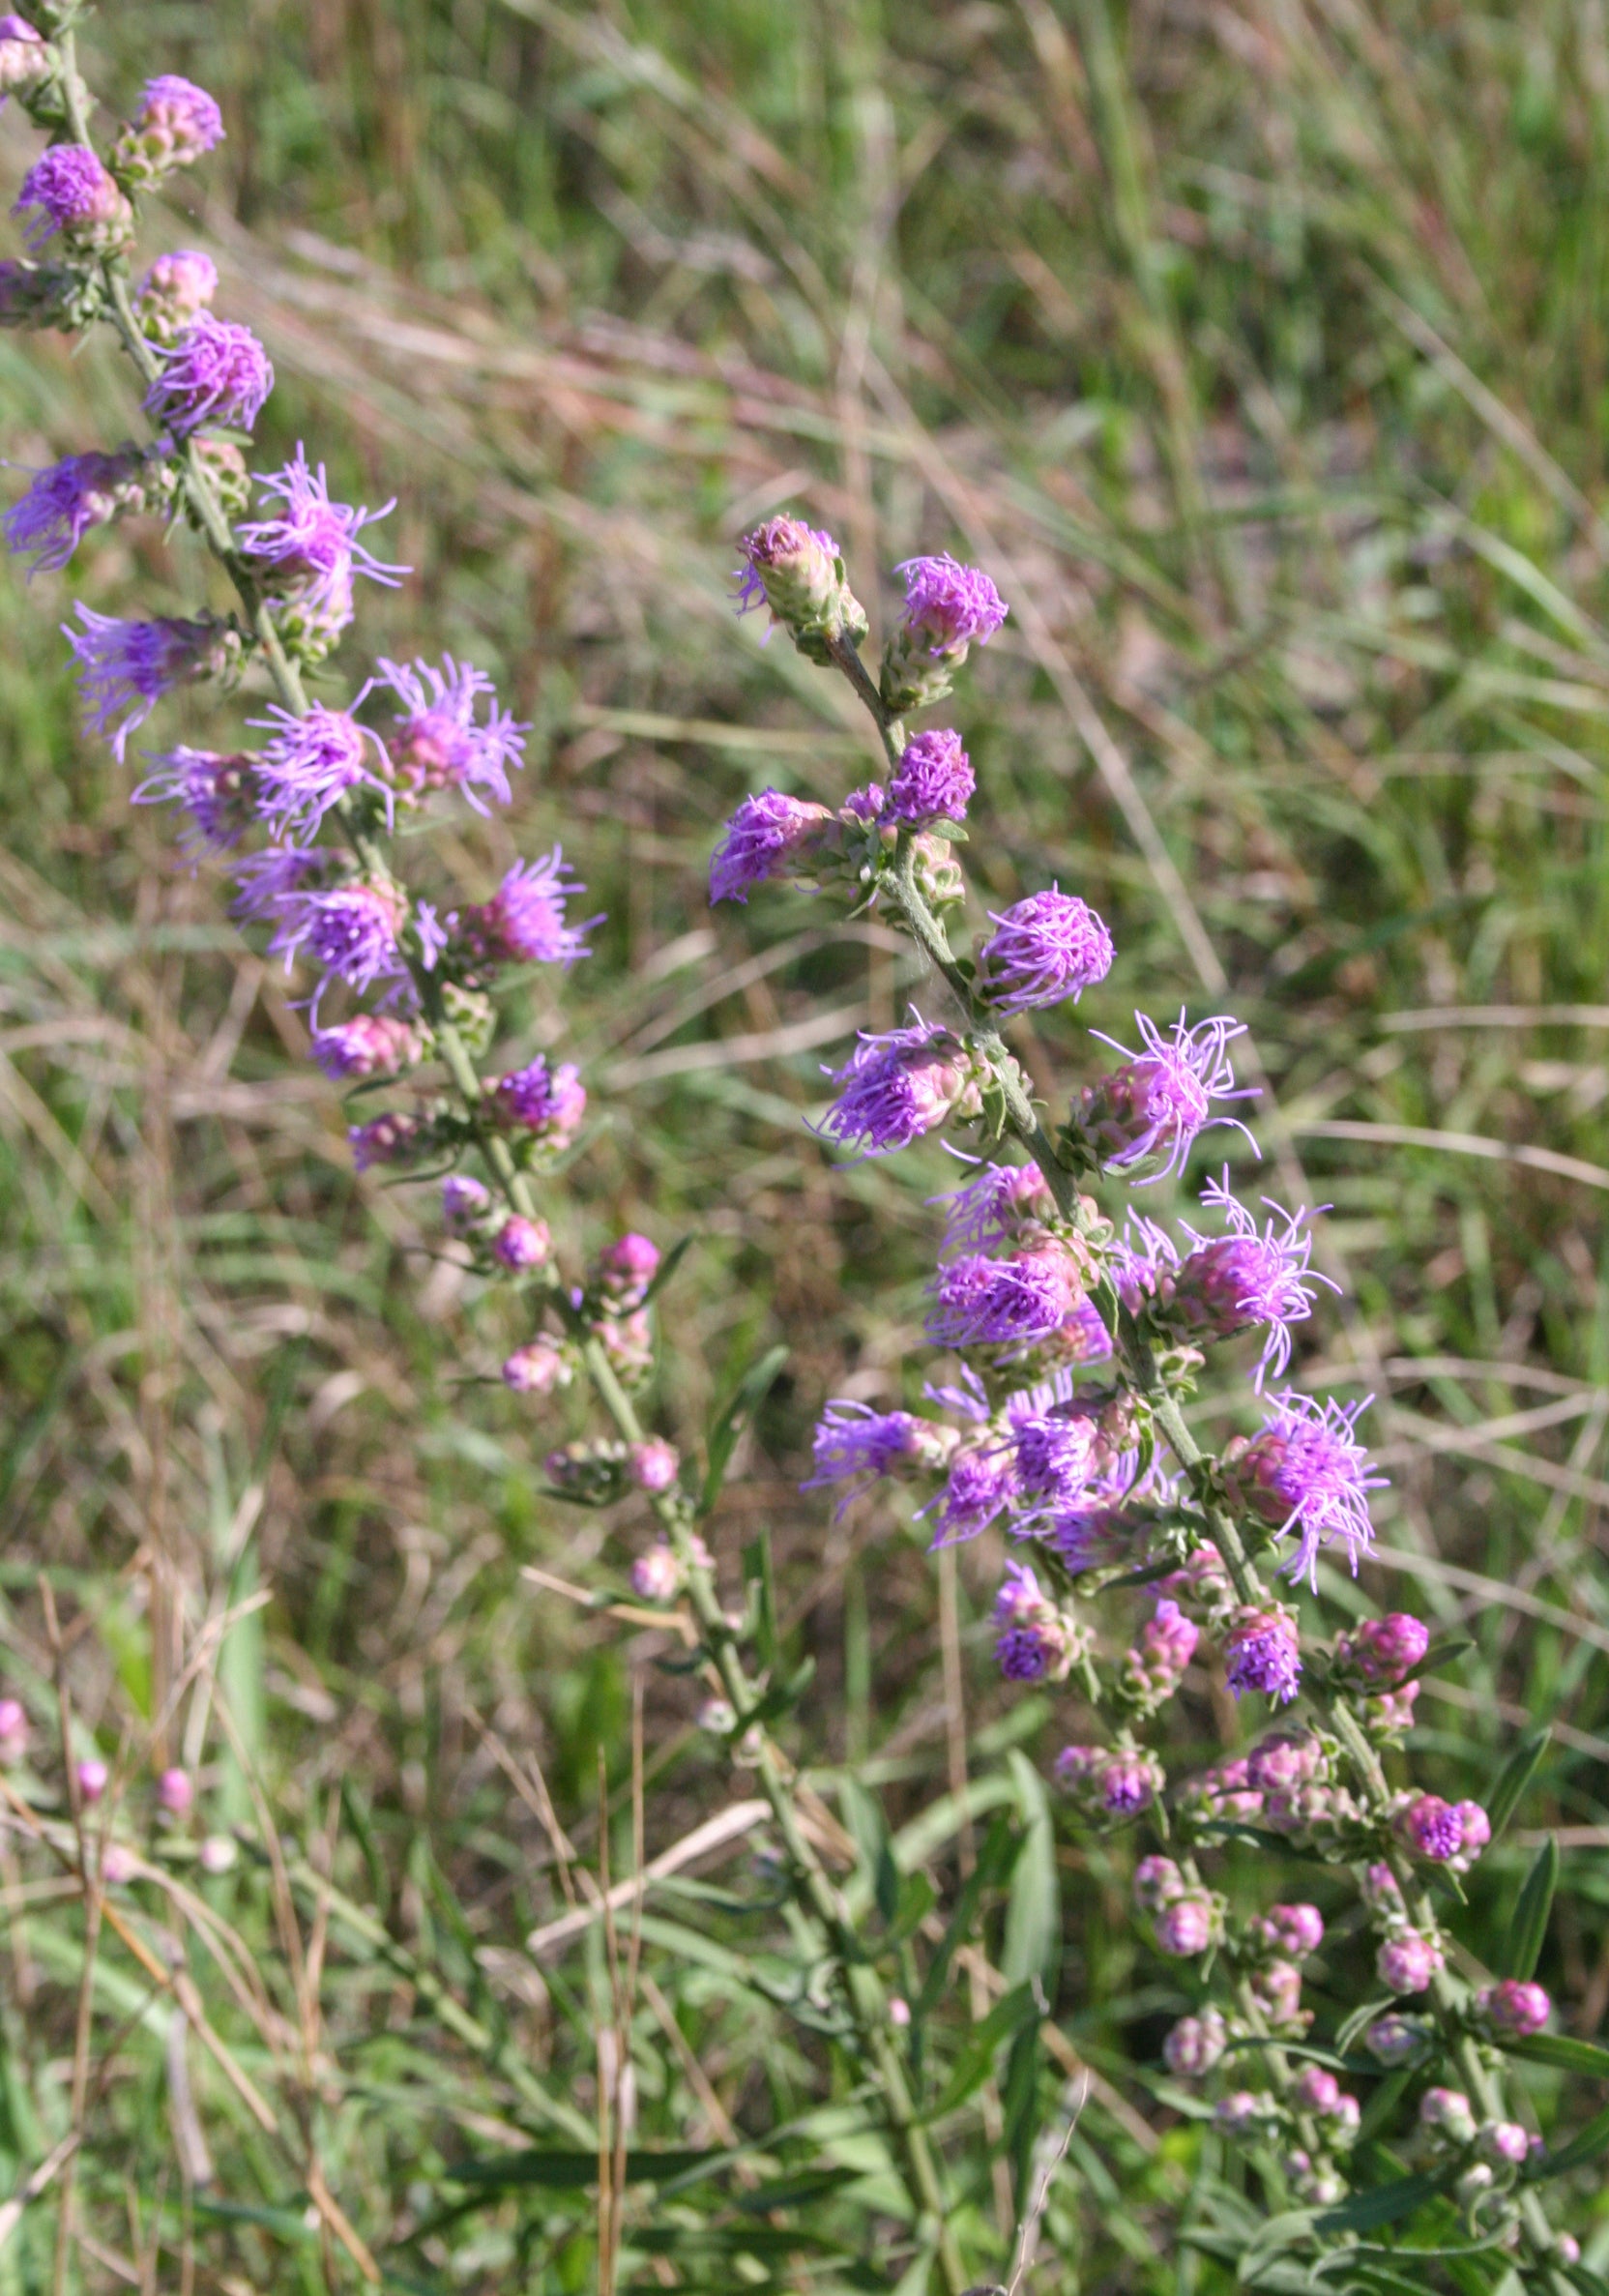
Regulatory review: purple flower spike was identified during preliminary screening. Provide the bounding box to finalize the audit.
[922,1443,1019,1547]
[926,1244,1087,1352]
[710,788,834,904]
[1074,1011,1257,1182]
[460,853,597,968]
[1166,1170,1337,1389]
[144,314,274,436]
[1223,1607,1302,1704]
[238,449,406,626]
[976,885,1114,1015]
[250,702,390,839]
[372,655,527,813]
[1226,1391,1387,1584]
[130,74,223,162]
[895,554,1009,659]
[5,449,148,575]
[269,880,407,998]
[803,1401,954,1513]
[886,729,975,826]
[62,606,224,760]
[493,1057,586,1142]
[132,746,256,855]
[14,147,131,253]
[818,1015,980,1158]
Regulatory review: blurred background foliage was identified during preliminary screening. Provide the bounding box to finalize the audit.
[3,0,1609,2286]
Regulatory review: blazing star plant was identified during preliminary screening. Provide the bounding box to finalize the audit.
[2,7,1599,2290]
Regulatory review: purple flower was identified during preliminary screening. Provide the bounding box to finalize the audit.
[127,74,223,162]
[230,843,323,922]
[734,515,863,646]
[804,1402,954,1510]
[932,1160,1057,1255]
[132,746,256,855]
[493,1057,586,1141]
[1394,1794,1465,1863]
[922,1444,1018,1547]
[237,448,406,626]
[505,1336,570,1395]
[310,1016,424,1080]
[460,853,596,968]
[818,1016,980,1158]
[1476,1979,1550,2038]
[250,702,391,838]
[1155,1891,1216,1957]
[1339,1611,1429,1687]
[1163,2010,1227,2076]
[1164,1172,1334,1388]
[62,606,223,760]
[1009,1406,1100,1519]
[1099,1752,1162,1815]
[144,315,274,436]
[992,1560,1077,1680]
[14,146,131,252]
[926,1244,1087,1351]
[371,655,528,812]
[629,1438,680,1494]
[442,1173,492,1231]
[1365,2014,1428,2066]
[491,1214,551,1272]
[4,448,146,574]
[710,788,834,903]
[886,729,975,826]
[894,554,1009,659]
[599,1232,660,1305]
[0,16,47,103]
[1251,1902,1324,1958]
[977,887,1114,1015]
[1073,1011,1257,1182]
[1376,1930,1444,1996]
[1223,1607,1302,1704]
[349,1112,424,1172]
[1133,1855,1185,1911]
[269,880,407,997]
[1225,1391,1387,1583]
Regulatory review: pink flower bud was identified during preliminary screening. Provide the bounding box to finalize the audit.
[1155,1891,1216,1957]
[1292,2065,1340,2114]
[1344,1611,1429,1684]
[629,1438,680,1494]
[491,1214,550,1271]
[1394,1793,1465,1862]
[1249,1959,1303,2023]
[1365,2014,1426,2065]
[1245,1732,1323,1793]
[889,1995,911,2028]
[502,1336,570,1394]
[1215,2091,1274,2138]
[198,1835,237,1875]
[1132,1854,1185,1912]
[1452,1800,1490,1857]
[102,1843,138,1886]
[1251,1902,1325,1959]
[630,1544,682,1603]
[1377,1929,1443,1995]
[76,1757,108,1806]
[1476,1979,1550,2037]
[0,1698,27,1765]
[1476,2119,1530,2167]
[1419,2086,1477,2144]
[1162,2009,1227,2076]
[156,1766,193,1818]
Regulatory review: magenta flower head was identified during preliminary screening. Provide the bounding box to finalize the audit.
[1164,1172,1335,1389]
[269,879,407,998]
[977,887,1114,1016]
[804,1402,955,1510]
[310,1015,424,1082]
[882,554,1009,712]
[491,1215,551,1272]
[348,1112,424,1172]
[1252,1903,1325,1958]
[4,448,151,575]
[442,1174,491,1232]
[1055,1742,1162,1820]
[1222,1606,1302,1704]
[459,853,596,968]
[137,248,218,317]
[1155,1890,1219,1957]
[131,746,255,856]
[1393,1793,1465,1863]
[156,1765,193,1818]
[1337,1610,1429,1688]
[63,606,228,760]
[923,1443,1018,1547]
[1071,1012,1256,1183]
[818,1016,981,1158]
[631,1544,683,1603]
[992,1561,1077,1681]
[886,729,975,826]
[237,449,405,628]
[503,1336,571,1395]
[370,656,530,812]
[1009,1406,1101,1516]
[0,15,47,102]
[1224,1391,1387,1584]
[927,1242,1088,1353]
[1376,1928,1444,1995]
[1163,2009,1228,2077]
[110,75,223,187]
[144,315,274,437]
[1476,1979,1551,2038]
[249,702,391,839]
[710,788,835,904]
[734,515,867,657]
[493,1057,586,1143]
[933,1160,1058,1256]
[629,1438,680,1494]
[15,146,132,254]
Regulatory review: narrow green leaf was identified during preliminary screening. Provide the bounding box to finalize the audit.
[1532,2101,1609,2179]
[1502,1834,1559,1982]
[925,1981,1039,2119]
[1484,1726,1551,1840]
[1235,2207,1315,2282]
[1001,1751,1060,1998]
[1310,2170,1448,2234]
[1506,2031,1609,2078]
[448,2145,726,2192]
[1334,1994,1399,2056]
[640,1232,695,1306]
[913,1811,1021,2024]
[701,1342,788,1513]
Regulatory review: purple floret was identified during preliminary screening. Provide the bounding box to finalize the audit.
[1077,1010,1258,1182]
[926,1248,1085,1351]
[1223,1610,1302,1704]
[268,880,407,997]
[818,1016,976,1158]
[372,655,526,812]
[250,702,390,839]
[14,147,124,250]
[895,553,1009,656]
[921,1444,1018,1547]
[977,886,1114,1015]
[132,74,224,158]
[494,1056,586,1136]
[1171,1171,1335,1388]
[132,746,256,855]
[237,447,406,623]
[462,853,597,967]
[1230,1391,1387,1584]
[4,450,144,574]
[886,729,975,825]
[62,606,218,760]
[144,314,274,436]
[710,788,833,903]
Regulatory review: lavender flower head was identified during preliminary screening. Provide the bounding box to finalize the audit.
[0,16,47,101]
[1225,1391,1387,1583]
[250,702,391,839]
[4,448,152,575]
[922,1443,1019,1547]
[460,853,596,968]
[977,886,1114,1016]
[993,1561,1078,1682]
[1394,1794,1468,1864]
[372,656,528,812]
[144,314,274,437]
[310,1016,424,1081]
[132,746,256,855]
[710,788,834,903]
[237,449,406,625]
[230,842,323,922]
[135,250,218,341]
[886,729,975,827]
[14,146,132,254]
[63,606,225,760]
[804,1402,955,1511]
[1165,1171,1336,1388]
[932,1159,1057,1255]
[1009,1405,1101,1521]
[818,1016,981,1158]
[494,1057,586,1141]
[1071,1010,1257,1184]
[734,515,866,653]
[926,1242,1088,1353]
[269,879,407,998]
[895,554,1009,660]
[1222,1607,1302,1704]
[113,76,224,184]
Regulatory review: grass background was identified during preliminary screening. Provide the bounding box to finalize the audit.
[3,0,1609,2286]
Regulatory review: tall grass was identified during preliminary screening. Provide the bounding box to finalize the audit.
[2,0,1608,2285]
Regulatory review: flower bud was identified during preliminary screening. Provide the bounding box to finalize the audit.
[491,1215,551,1272]
[156,1766,193,1819]
[1215,2090,1278,2139]
[1365,2013,1428,2065]
[1339,1611,1429,1686]
[102,1842,138,1886]
[1476,2120,1530,2168]
[1222,1607,1302,1704]
[502,1336,571,1395]
[442,1173,492,1231]
[629,1438,680,1494]
[1162,2008,1227,2076]
[0,16,49,101]
[1249,1959,1304,2025]
[1155,1890,1219,1957]
[630,1544,683,1603]
[734,516,867,662]
[1475,1979,1550,2038]
[880,553,1008,713]
[1245,1732,1324,1795]
[76,1757,107,1806]
[889,1995,912,2028]
[1292,2065,1340,2115]
[1249,1903,1324,1959]
[1377,1928,1444,1995]
[0,1698,27,1766]
[697,1697,736,1736]
[199,1835,237,1875]
[349,1111,426,1173]
[1132,1854,1185,1912]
